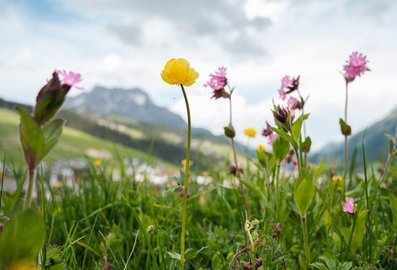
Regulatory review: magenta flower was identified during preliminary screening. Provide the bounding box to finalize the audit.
[343,197,356,215]
[278,89,287,100]
[267,132,277,144]
[262,122,277,144]
[288,97,299,109]
[204,67,227,91]
[57,70,83,89]
[343,52,369,82]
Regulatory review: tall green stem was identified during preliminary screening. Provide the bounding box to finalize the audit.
[179,85,191,269]
[301,215,310,268]
[24,166,37,209]
[344,81,349,176]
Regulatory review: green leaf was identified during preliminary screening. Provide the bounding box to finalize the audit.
[272,136,290,161]
[294,178,315,215]
[389,193,397,227]
[388,166,397,179]
[16,107,45,166]
[272,127,298,149]
[40,118,66,161]
[302,136,312,154]
[339,118,352,136]
[349,210,368,253]
[291,113,309,141]
[0,209,45,268]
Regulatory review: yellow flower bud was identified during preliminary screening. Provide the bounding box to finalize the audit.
[257,144,266,152]
[161,58,199,86]
[244,127,256,138]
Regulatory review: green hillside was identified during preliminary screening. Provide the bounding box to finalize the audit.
[311,107,397,167]
[0,108,170,167]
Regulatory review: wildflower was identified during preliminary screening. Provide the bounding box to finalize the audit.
[94,159,102,167]
[103,256,112,270]
[244,127,257,138]
[204,66,227,90]
[257,144,266,152]
[181,159,193,169]
[272,223,282,238]
[205,67,230,99]
[279,75,300,98]
[262,122,277,144]
[229,163,244,176]
[9,261,39,270]
[343,51,369,83]
[343,197,356,215]
[331,175,343,185]
[161,58,199,86]
[273,105,293,125]
[57,70,83,89]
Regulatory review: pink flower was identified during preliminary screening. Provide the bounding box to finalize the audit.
[343,197,356,215]
[343,52,369,82]
[288,97,299,109]
[204,67,227,91]
[57,70,83,89]
[280,75,294,90]
[278,89,287,100]
[267,132,277,144]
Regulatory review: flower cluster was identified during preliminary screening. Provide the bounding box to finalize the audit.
[204,67,230,99]
[343,51,369,83]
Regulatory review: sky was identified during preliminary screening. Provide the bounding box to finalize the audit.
[0,0,396,151]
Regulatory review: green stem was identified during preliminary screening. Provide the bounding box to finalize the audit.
[23,166,37,209]
[275,164,280,221]
[301,214,310,268]
[179,85,192,270]
[344,81,349,177]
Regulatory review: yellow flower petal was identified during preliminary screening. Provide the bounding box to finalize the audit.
[161,58,199,86]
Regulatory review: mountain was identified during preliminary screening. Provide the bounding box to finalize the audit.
[311,107,397,166]
[64,86,186,129]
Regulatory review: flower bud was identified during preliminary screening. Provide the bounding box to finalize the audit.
[224,124,236,139]
[243,262,253,270]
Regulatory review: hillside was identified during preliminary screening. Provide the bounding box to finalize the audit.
[0,108,171,168]
[0,97,243,170]
[311,107,397,166]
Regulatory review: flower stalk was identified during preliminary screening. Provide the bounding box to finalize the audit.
[179,84,192,269]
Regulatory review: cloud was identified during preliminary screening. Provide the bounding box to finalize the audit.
[59,0,272,56]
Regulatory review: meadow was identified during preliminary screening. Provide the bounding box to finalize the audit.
[0,54,397,270]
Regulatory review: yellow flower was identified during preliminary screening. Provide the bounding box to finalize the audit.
[244,127,257,138]
[181,159,193,169]
[9,261,39,270]
[161,58,199,86]
[257,144,266,152]
[94,159,102,166]
[332,175,343,185]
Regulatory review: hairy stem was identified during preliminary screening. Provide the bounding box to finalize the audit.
[24,166,37,209]
[344,81,349,176]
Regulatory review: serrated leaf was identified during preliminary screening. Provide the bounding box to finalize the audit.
[16,107,45,166]
[339,118,352,136]
[40,118,66,161]
[0,209,45,268]
[272,136,290,161]
[294,178,315,215]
